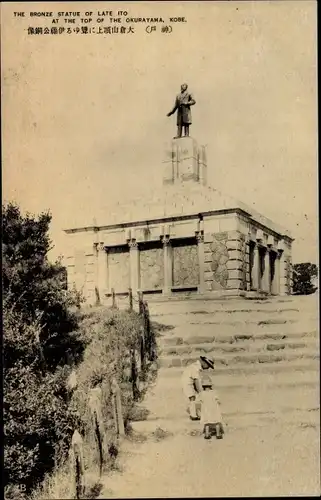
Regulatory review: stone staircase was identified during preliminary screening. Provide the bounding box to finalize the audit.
[132,294,319,434]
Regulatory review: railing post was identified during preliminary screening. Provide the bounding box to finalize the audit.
[131,348,140,401]
[140,325,146,374]
[88,387,105,477]
[111,288,116,309]
[69,430,85,499]
[111,378,125,436]
[128,287,133,311]
[138,291,144,315]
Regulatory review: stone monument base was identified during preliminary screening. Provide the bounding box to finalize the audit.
[163,137,207,185]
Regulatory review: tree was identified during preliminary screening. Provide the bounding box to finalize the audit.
[292,262,318,295]
[3,202,84,370]
[3,202,84,494]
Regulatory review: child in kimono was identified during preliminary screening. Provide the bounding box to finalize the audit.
[200,374,224,440]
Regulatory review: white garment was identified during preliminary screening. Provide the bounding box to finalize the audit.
[181,360,202,399]
[200,389,223,425]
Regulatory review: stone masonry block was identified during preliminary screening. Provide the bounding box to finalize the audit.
[215,231,228,241]
[204,233,214,244]
[204,270,213,282]
[227,249,244,260]
[226,259,243,271]
[227,230,242,240]
[226,279,242,289]
[227,240,243,251]
[228,269,244,280]
[204,252,213,263]
[204,262,212,273]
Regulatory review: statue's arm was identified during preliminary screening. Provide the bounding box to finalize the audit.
[167,97,178,117]
[188,94,196,106]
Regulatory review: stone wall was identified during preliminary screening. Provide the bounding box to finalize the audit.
[108,247,130,293]
[203,230,249,293]
[172,243,199,287]
[140,247,164,290]
[71,248,96,301]
[204,232,229,291]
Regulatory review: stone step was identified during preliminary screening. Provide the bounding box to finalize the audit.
[147,296,297,307]
[137,383,319,423]
[159,330,318,347]
[152,313,317,329]
[151,306,302,317]
[159,337,318,357]
[157,357,319,376]
[155,320,317,336]
[130,407,320,436]
[148,296,317,315]
[152,367,319,388]
[158,347,319,369]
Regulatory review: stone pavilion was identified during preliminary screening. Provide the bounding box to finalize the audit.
[64,137,293,304]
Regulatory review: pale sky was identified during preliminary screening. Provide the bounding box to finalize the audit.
[2,1,318,264]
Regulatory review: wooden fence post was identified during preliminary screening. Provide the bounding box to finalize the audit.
[143,301,156,361]
[111,378,125,436]
[140,325,146,374]
[128,287,133,311]
[111,288,116,309]
[88,387,105,477]
[131,348,140,401]
[69,430,85,499]
[138,291,144,315]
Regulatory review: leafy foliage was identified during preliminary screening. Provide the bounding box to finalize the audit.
[3,203,83,494]
[3,203,157,499]
[3,203,84,370]
[4,307,76,495]
[292,262,318,295]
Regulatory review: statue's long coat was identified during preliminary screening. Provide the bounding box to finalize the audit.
[169,90,195,126]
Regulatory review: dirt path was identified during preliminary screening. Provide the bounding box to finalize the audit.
[99,421,320,498]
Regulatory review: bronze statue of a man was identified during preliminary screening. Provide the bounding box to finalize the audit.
[167,83,196,138]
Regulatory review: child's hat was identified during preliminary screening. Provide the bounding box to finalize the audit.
[200,355,214,369]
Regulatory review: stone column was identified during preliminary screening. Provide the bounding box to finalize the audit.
[252,243,260,291]
[163,236,172,296]
[272,251,280,295]
[278,241,287,295]
[96,242,107,302]
[196,231,205,293]
[129,240,140,294]
[244,236,251,292]
[262,247,271,293]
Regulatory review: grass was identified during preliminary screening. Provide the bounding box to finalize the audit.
[151,427,173,441]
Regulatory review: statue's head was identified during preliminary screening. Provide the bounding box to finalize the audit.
[181,83,188,92]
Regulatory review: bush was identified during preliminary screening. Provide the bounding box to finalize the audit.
[4,307,76,494]
[71,307,145,432]
[292,262,318,295]
[3,202,84,494]
[3,202,84,371]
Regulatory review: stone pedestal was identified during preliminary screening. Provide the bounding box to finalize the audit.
[163,137,207,185]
